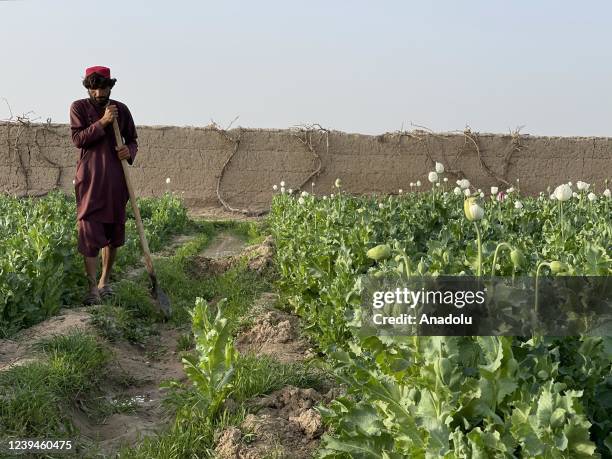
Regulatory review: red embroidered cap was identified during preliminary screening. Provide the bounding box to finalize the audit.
[85,66,111,78]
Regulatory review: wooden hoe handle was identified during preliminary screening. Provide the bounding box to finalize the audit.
[111,117,155,276]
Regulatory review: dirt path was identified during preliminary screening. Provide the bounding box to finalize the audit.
[80,231,251,454]
[0,230,332,458]
[74,324,188,455]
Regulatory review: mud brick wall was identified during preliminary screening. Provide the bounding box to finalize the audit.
[1,122,611,211]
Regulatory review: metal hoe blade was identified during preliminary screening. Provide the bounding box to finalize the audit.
[150,274,172,320]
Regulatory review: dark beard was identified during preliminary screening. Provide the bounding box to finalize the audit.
[90,95,109,107]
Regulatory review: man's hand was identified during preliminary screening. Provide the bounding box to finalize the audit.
[116,145,131,161]
[100,105,118,127]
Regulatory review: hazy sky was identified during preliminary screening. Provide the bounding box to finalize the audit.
[1,0,612,136]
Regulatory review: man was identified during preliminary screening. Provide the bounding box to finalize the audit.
[70,66,138,305]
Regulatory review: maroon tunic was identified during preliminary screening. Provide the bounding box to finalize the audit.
[70,98,138,224]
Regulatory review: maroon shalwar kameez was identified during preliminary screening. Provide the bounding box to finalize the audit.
[70,98,138,257]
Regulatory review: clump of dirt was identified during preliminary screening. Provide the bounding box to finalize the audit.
[0,307,94,371]
[188,255,235,276]
[235,299,313,364]
[215,386,326,459]
[189,235,275,277]
[242,235,275,273]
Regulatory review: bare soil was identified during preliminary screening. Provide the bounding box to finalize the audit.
[74,324,188,455]
[215,386,327,459]
[189,235,275,277]
[235,293,314,364]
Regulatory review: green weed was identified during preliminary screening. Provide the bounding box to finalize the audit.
[232,354,327,402]
[0,330,110,438]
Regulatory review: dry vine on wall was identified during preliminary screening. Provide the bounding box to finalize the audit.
[377,122,525,189]
[213,120,328,217]
[1,99,64,196]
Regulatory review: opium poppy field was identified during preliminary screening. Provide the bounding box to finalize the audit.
[268,165,611,458]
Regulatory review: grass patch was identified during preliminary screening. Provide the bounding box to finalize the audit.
[91,304,155,344]
[0,330,110,439]
[117,407,246,459]
[154,250,272,327]
[90,280,158,344]
[232,354,327,402]
[222,220,267,245]
[176,332,194,352]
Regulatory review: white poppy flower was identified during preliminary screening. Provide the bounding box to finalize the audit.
[443,177,448,182]
[463,188,471,197]
[428,171,439,183]
[416,180,422,187]
[398,189,403,194]
[280,187,285,193]
[588,192,597,202]
[457,179,470,189]
[464,197,484,221]
[603,189,611,198]
[334,178,342,188]
[298,197,305,205]
[491,186,498,195]
[166,177,171,184]
[514,201,523,209]
[453,187,462,195]
[470,203,484,220]
[435,162,444,173]
[280,180,285,187]
[554,184,572,201]
[506,187,514,193]
[576,181,589,191]
[272,184,278,191]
